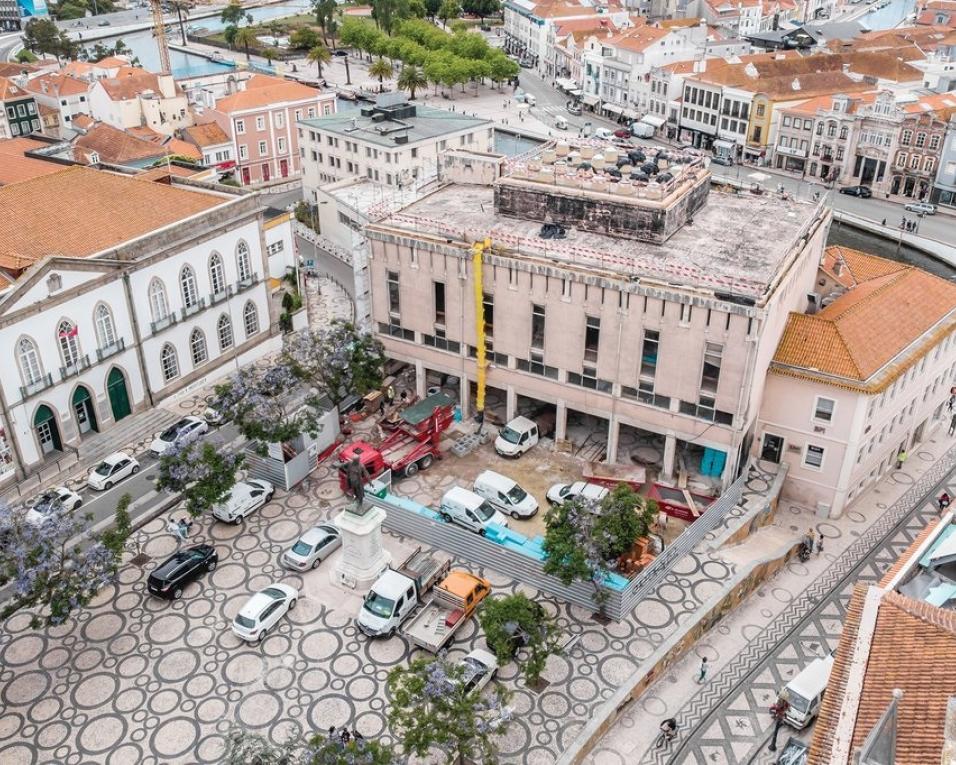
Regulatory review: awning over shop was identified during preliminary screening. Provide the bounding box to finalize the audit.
[622,108,639,120]
[568,88,583,97]
[603,104,624,115]
[640,114,665,128]
[582,93,599,106]
[556,77,577,90]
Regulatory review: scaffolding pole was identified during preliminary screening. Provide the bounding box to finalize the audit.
[472,238,491,416]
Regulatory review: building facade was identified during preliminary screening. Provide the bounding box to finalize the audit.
[88,71,190,137]
[24,72,92,138]
[931,112,956,207]
[0,76,40,139]
[889,102,951,199]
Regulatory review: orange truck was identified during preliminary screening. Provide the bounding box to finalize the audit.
[401,570,491,653]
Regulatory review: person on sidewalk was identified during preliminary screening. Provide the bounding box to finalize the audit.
[896,448,908,470]
[949,412,956,436]
[178,518,193,539]
[939,492,951,512]
[816,535,824,556]
[697,656,708,683]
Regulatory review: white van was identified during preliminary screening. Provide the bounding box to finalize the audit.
[524,93,536,107]
[473,470,539,519]
[494,415,539,457]
[554,115,568,131]
[783,652,835,729]
[594,127,614,140]
[440,486,509,535]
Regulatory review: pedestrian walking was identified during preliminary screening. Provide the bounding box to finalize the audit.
[881,218,886,226]
[804,527,816,550]
[385,385,395,406]
[950,412,956,436]
[177,518,192,539]
[697,656,708,683]
[815,535,824,556]
[896,448,908,470]
[938,492,951,512]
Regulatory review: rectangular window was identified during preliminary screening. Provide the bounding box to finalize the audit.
[584,316,600,363]
[483,293,494,337]
[256,116,265,131]
[258,141,267,155]
[640,330,659,380]
[236,119,245,134]
[434,282,445,324]
[700,342,722,394]
[531,304,545,350]
[239,144,248,159]
[804,444,825,470]
[813,396,835,423]
[275,111,284,128]
[680,303,692,324]
[387,271,400,315]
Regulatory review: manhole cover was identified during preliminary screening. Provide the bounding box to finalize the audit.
[130,553,152,567]
[146,474,157,481]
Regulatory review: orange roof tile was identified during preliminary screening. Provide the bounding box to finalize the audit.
[98,70,178,101]
[0,166,226,270]
[182,121,230,148]
[0,62,39,79]
[71,113,95,130]
[138,164,204,181]
[0,137,70,186]
[786,91,877,115]
[25,73,90,98]
[214,74,325,113]
[0,76,32,102]
[605,24,669,53]
[74,122,169,165]
[165,137,201,160]
[773,248,956,387]
[809,587,956,765]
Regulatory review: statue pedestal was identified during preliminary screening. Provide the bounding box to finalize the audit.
[331,505,391,590]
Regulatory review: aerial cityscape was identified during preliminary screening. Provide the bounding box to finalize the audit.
[0,0,954,763]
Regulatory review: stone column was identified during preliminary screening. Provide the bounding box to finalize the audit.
[458,372,470,420]
[414,360,426,399]
[505,386,517,422]
[606,416,620,465]
[662,433,677,483]
[555,400,568,442]
[331,506,392,591]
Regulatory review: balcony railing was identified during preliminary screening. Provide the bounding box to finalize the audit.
[234,274,260,294]
[19,372,54,400]
[96,337,126,362]
[209,286,233,305]
[59,354,91,380]
[180,297,206,321]
[150,314,177,334]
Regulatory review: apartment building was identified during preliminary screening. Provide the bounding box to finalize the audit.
[206,74,335,187]
[298,95,492,198]
[931,112,956,207]
[756,247,956,518]
[0,76,41,139]
[362,143,831,491]
[698,0,800,37]
[0,166,276,483]
[180,121,234,172]
[88,70,191,137]
[890,92,956,199]
[23,72,91,138]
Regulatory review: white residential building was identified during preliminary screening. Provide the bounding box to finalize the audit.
[23,72,92,138]
[88,70,191,137]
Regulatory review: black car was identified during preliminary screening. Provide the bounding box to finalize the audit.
[147,544,218,600]
[839,185,872,198]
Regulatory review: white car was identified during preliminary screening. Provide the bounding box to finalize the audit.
[231,584,298,642]
[546,481,609,506]
[149,416,208,456]
[904,201,936,215]
[212,479,274,524]
[26,487,83,525]
[456,648,499,695]
[281,524,342,571]
[87,452,140,491]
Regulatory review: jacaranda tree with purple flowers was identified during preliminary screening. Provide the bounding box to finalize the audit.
[283,321,386,408]
[156,439,245,518]
[221,725,398,765]
[0,499,127,628]
[387,653,513,765]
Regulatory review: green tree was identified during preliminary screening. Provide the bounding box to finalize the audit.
[222,726,299,765]
[593,484,656,560]
[368,56,393,91]
[101,494,133,557]
[156,441,244,519]
[388,654,512,765]
[223,24,240,49]
[23,18,72,61]
[397,63,427,99]
[169,0,192,47]
[263,46,281,65]
[438,0,461,27]
[307,43,332,78]
[424,0,441,18]
[234,26,258,61]
[542,497,599,588]
[462,0,500,21]
[222,725,398,764]
[313,0,338,45]
[220,0,245,26]
[487,52,518,86]
[407,0,427,18]
[478,593,562,687]
[290,26,321,50]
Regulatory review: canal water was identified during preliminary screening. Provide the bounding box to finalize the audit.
[858,0,917,30]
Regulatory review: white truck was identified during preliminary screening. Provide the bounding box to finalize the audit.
[356,550,449,638]
[402,570,492,653]
[630,121,655,138]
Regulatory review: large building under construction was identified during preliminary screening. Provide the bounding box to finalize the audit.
[363,142,831,491]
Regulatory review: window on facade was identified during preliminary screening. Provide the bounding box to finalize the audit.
[190,328,208,366]
[483,293,494,337]
[910,155,920,169]
[57,320,80,367]
[640,329,659,380]
[160,344,179,382]
[804,444,825,469]
[256,116,265,131]
[94,304,116,348]
[531,304,545,349]
[584,316,600,363]
[434,281,445,324]
[897,152,907,167]
[930,135,941,151]
[181,265,199,308]
[700,342,722,395]
[924,157,935,173]
[209,253,226,296]
[387,271,400,315]
[236,242,253,283]
[243,301,260,337]
[915,132,926,148]
[813,396,835,423]
[236,119,245,134]
[900,130,912,146]
[217,314,234,350]
[839,126,848,140]
[149,278,169,323]
[18,337,43,386]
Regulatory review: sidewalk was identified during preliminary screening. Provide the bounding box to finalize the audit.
[584,420,955,765]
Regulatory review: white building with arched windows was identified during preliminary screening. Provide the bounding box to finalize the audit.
[0,166,282,484]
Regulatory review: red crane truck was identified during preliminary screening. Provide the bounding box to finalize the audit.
[336,393,456,493]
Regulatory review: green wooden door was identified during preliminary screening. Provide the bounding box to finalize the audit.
[107,368,131,422]
[34,405,62,454]
[72,385,98,434]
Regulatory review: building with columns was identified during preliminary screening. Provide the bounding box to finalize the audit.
[0,166,279,486]
[362,145,830,492]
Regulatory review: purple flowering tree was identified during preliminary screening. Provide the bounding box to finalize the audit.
[0,499,126,628]
[387,653,513,765]
[221,725,397,765]
[283,321,386,408]
[156,438,245,518]
[209,362,327,454]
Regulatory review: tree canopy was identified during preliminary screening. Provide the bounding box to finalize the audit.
[157,440,244,519]
[478,593,562,686]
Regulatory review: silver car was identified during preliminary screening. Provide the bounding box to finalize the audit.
[282,524,342,571]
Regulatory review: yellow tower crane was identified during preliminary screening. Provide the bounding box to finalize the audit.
[150,0,172,76]
[472,238,492,418]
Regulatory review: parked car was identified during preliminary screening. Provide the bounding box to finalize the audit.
[212,479,274,524]
[546,481,609,506]
[904,201,936,215]
[232,584,298,642]
[440,486,509,535]
[147,544,218,600]
[567,102,582,116]
[710,155,734,166]
[87,452,140,491]
[613,128,631,139]
[454,648,499,694]
[333,49,349,57]
[472,470,538,519]
[281,524,342,571]
[26,486,83,525]
[149,415,208,456]
[838,185,872,198]
[594,127,614,140]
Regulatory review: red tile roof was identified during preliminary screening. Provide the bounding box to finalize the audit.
[214,74,325,113]
[182,121,230,148]
[25,73,90,99]
[0,76,32,102]
[74,122,170,165]
[0,138,69,186]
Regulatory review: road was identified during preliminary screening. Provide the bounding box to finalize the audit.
[643,448,954,765]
